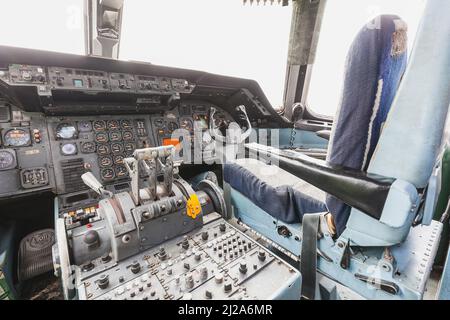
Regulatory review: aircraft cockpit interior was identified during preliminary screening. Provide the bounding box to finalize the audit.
[0,0,450,304]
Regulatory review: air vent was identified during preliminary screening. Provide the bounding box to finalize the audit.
[61,158,86,193]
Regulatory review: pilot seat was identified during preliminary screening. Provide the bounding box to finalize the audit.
[223,0,450,300]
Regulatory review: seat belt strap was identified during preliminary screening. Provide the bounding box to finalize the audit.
[300,213,321,300]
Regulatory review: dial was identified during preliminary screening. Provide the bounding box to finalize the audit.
[121,119,132,129]
[107,120,120,130]
[95,132,109,143]
[180,119,193,132]
[80,142,96,153]
[109,131,122,142]
[124,142,135,155]
[0,150,16,171]
[113,155,124,165]
[77,121,92,132]
[111,143,124,154]
[93,120,107,131]
[115,165,128,178]
[122,130,134,141]
[56,123,77,140]
[101,168,115,181]
[4,128,31,147]
[168,122,179,133]
[99,156,113,168]
[97,144,110,155]
[61,143,77,156]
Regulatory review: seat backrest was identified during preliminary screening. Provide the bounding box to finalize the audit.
[326,15,408,235]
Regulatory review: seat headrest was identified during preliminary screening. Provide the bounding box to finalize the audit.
[326,15,408,234]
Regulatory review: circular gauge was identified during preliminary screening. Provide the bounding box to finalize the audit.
[154,118,164,128]
[61,143,77,156]
[113,155,124,165]
[111,143,124,154]
[122,130,134,141]
[97,144,110,155]
[4,128,31,147]
[180,119,193,131]
[107,120,120,130]
[93,120,107,131]
[99,156,113,168]
[0,150,16,171]
[115,165,128,178]
[101,168,115,181]
[56,123,77,140]
[95,132,109,143]
[80,142,96,153]
[121,120,132,129]
[77,121,92,132]
[168,122,179,133]
[109,131,122,142]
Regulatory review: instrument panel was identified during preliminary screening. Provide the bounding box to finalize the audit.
[0,96,233,201]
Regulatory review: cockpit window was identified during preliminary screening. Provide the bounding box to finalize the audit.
[307,0,426,117]
[120,0,292,110]
[0,0,84,54]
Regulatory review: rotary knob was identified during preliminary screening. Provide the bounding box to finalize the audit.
[201,231,209,241]
[185,274,194,289]
[205,290,213,299]
[195,252,202,261]
[97,274,109,289]
[215,273,224,284]
[131,261,141,274]
[224,281,232,293]
[158,247,167,261]
[239,260,248,274]
[200,266,208,280]
[181,236,189,250]
[258,250,266,262]
[101,253,112,263]
[219,223,226,233]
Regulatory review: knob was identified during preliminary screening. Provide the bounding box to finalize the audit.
[186,274,194,289]
[101,253,112,263]
[97,274,109,289]
[258,250,266,261]
[219,223,226,232]
[239,260,248,274]
[82,261,95,272]
[215,274,224,284]
[184,262,190,271]
[201,231,209,241]
[83,230,100,248]
[158,247,167,260]
[224,281,232,293]
[195,252,202,261]
[200,266,208,280]
[131,261,141,274]
[205,290,213,299]
[182,236,189,250]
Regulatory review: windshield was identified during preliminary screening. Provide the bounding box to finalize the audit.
[0,0,292,110]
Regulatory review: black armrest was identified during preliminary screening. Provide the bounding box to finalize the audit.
[245,143,395,220]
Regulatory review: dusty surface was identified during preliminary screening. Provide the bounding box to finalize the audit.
[21,272,63,300]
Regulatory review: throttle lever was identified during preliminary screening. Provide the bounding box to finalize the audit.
[81,172,113,199]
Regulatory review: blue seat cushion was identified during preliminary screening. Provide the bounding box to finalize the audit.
[224,159,327,224]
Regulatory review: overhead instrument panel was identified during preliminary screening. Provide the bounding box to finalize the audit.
[48,67,110,91]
